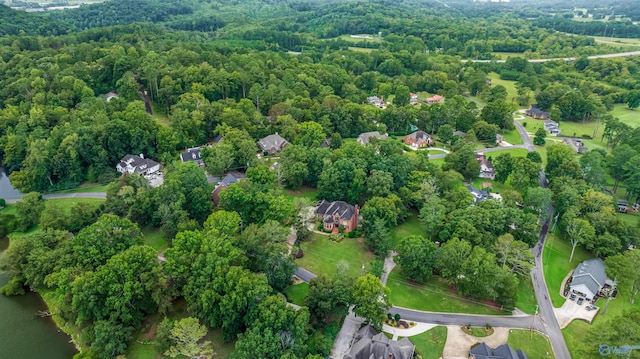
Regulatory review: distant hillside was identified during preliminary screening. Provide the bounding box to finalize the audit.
[0,4,69,36]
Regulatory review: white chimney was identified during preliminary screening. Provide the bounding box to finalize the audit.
[139,153,144,159]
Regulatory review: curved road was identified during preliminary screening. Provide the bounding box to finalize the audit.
[462,50,640,63]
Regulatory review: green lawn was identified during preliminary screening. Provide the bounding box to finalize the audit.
[481,148,530,159]
[47,197,104,212]
[501,129,524,145]
[389,212,424,250]
[48,183,110,194]
[556,120,598,139]
[284,282,309,306]
[562,320,592,358]
[410,326,448,359]
[507,329,555,359]
[348,46,374,53]
[141,226,169,251]
[386,269,505,315]
[426,149,447,155]
[543,232,593,307]
[295,233,375,278]
[492,52,526,59]
[429,157,445,169]
[336,34,383,43]
[610,103,640,128]
[151,103,171,126]
[515,276,539,314]
[283,186,318,203]
[470,178,513,193]
[486,72,523,107]
[0,203,16,215]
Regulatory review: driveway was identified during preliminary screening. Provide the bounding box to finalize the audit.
[554,298,599,328]
[330,308,364,359]
[442,325,510,359]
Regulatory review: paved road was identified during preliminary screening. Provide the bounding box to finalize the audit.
[514,119,535,152]
[5,192,107,204]
[462,50,640,63]
[389,307,545,332]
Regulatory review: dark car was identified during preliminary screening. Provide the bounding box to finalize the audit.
[569,293,576,301]
[577,297,584,305]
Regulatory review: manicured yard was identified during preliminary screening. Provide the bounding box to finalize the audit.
[410,326,448,359]
[562,320,591,358]
[427,149,447,155]
[284,186,319,203]
[386,268,505,315]
[389,212,424,249]
[610,103,640,128]
[470,178,513,194]
[501,129,524,145]
[507,329,555,359]
[49,183,110,194]
[556,120,598,139]
[429,157,445,169]
[486,72,523,107]
[481,148,529,159]
[46,197,104,212]
[515,276,539,314]
[141,226,170,251]
[542,232,593,307]
[295,233,375,278]
[284,282,309,306]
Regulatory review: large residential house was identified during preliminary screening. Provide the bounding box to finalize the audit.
[357,131,388,145]
[426,95,444,104]
[410,92,419,105]
[470,342,528,359]
[258,133,289,155]
[367,96,385,109]
[569,258,615,302]
[544,120,561,136]
[211,173,241,206]
[344,325,415,359]
[316,200,359,233]
[403,130,434,149]
[466,185,502,204]
[180,147,204,167]
[117,154,161,176]
[524,104,550,120]
[475,153,495,180]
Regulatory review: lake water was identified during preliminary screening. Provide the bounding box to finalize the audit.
[0,238,78,359]
[0,168,21,199]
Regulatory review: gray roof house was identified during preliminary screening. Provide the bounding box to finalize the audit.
[357,131,388,145]
[180,147,204,166]
[211,173,242,206]
[116,154,161,177]
[466,185,489,203]
[470,342,528,359]
[344,325,415,359]
[569,258,614,301]
[544,120,561,136]
[316,200,359,233]
[258,133,289,155]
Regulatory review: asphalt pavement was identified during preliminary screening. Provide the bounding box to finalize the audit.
[5,192,107,204]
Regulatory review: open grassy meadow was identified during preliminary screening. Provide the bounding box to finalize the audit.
[386,268,505,315]
[610,104,640,128]
[295,233,375,278]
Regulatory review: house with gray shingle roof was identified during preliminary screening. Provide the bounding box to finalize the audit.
[316,200,359,233]
[258,133,289,155]
[180,147,204,166]
[344,325,415,359]
[211,173,241,206]
[569,258,614,301]
[470,342,528,359]
[357,131,388,145]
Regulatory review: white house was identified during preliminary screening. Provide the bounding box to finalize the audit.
[116,154,161,177]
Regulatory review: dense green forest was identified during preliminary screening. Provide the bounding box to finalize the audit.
[1,0,640,358]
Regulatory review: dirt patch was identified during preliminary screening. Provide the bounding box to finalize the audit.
[139,323,158,341]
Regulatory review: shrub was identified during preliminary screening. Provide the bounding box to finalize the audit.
[324,322,340,341]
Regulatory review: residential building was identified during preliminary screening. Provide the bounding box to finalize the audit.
[403,130,434,149]
[410,92,419,105]
[320,138,332,148]
[258,133,289,155]
[211,173,241,206]
[475,153,495,180]
[453,130,467,138]
[562,138,588,154]
[618,200,628,213]
[180,147,204,167]
[212,134,223,144]
[116,154,161,176]
[466,185,501,203]
[315,200,359,233]
[524,104,550,120]
[470,342,528,359]
[344,325,415,359]
[367,96,385,109]
[544,120,561,136]
[357,131,388,145]
[426,94,444,104]
[569,258,615,301]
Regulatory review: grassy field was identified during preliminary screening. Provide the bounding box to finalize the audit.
[481,148,530,159]
[151,103,171,126]
[336,34,383,43]
[592,35,640,46]
[284,282,309,306]
[141,226,169,252]
[348,46,374,53]
[46,197,104,212]
[389,212,424,250]
[501,129,524,145]
[295,233,375,278]
[283,186,318,203]
[542,232,593,307]
[486,72,524,107]
[429,157,445,169]
[49,183,110,194]
[386,269,505,315]
[410,326,448,359]
[507,329,555,359]
[515,277,539,314]
[610,103,640,128]
[492,52,526,59]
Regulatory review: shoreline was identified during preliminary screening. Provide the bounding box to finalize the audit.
[39,290,82,353]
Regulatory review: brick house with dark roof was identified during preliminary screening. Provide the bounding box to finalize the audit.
[211,173,241,207]
[525,104,550,120]
[403,130,434,149]
[316,200,359,233]
[258,133,289,155]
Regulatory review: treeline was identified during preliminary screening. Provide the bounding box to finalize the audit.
[533,16,640,39]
